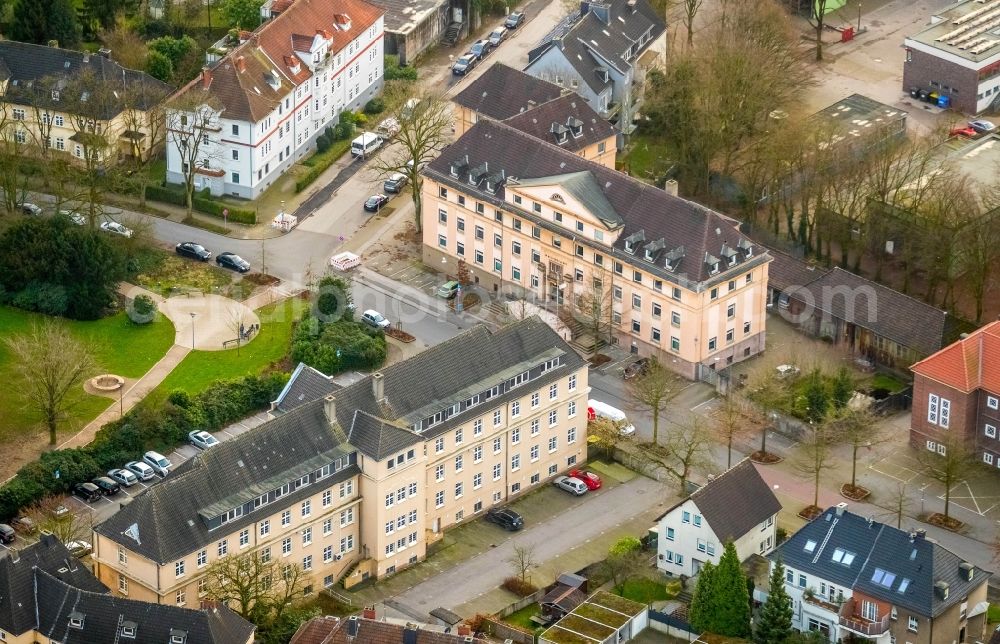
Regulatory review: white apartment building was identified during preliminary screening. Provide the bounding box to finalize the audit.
[166,0,385,199]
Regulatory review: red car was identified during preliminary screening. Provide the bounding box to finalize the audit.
[570,469,602,490]
[950,126,977,138]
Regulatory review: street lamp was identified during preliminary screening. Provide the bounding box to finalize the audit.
[190,312,197,349]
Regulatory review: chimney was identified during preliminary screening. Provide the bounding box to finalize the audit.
[457,625,472,636]
[324,394,338,423]
[201,66,212,90]
[959,562,975,581]
[915,528,926,539]
[835,502,848,516]
[236,56,246,73]
[372,372,384,402]
[664,179,678,197]
[935,580,949,600]
[403,625,419,644]
[347,615,360,639]
[362,605,377,620]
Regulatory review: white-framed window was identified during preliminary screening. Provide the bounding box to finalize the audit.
[531,419,540,435]
[239,529,249,547]
[568,427,576,443]
[530,445,539,461]
[435,464,445,482]
[281,538,292,555]
[531,392,540,408]
[493,463,502,480]
[197,549,207,567]
[666,527,675,540]
[474,445,483,462]
[568,401,577,417]
[548,436,557,452]
[473,473,482,489]
[494,409,502,426]
[175,560,185,577]
[435,491,445,507]
[907,616,918,632]
[984,452,994,465]
[928,394,939,425]
[511,454,520,471]
[493,437,502,453]
[119,574,128,594]
[987,424,997,438]
[218,540,228,557]
[989,396,999,410]
[511,401,521,417]
[548,409,558,426]
[940,398,950,428]
[455,455,463,472]
[302,527,312,546]
[455,482,463,498]
[568,374,577,391]
[474,419,483,436]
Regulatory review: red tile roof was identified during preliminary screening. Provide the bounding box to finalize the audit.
[911,320,1000,393]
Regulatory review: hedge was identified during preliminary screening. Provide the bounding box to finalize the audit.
[0,372,287,521]
[295,138,352,193]
[145,184,257,225]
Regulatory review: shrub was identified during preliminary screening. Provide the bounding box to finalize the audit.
[332,122,353,141]
[501,576,538,597]
[363,98,385,114]
[144,184,256,224]
[12,282,69,316]
[295,138,351,192]
[290,311,385,374]
[384,55,418,81]
[316,133,332,153]
[129,294,157,324]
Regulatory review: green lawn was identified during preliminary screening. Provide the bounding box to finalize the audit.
[151,297,307,396]
[989,603,1000,624]
[503,603,543,632]
[620,132,675,184]
[619,577,674,604]
[868,372,907,393]
[0,306,175,442]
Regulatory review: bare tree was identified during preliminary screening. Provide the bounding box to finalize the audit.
[564,277,614,348]
[808,0,830,61]
[0,103,33,214]
[713,395,754,469]
[506,544,537,584]
[62,69,120,226]
[225,305,249,355]
[371,91,453,232]
[24,76,61,183]
[204,551,306,627]
[644,416,714,494]
[916,435,974,522]
[792,417,841,512]
[886,482,909,530]
[681,0,703,47]
[6,323,95,446]
[745,366,790,459]
[24,496,92,543]
[627,357,684,444]
[120,81,170,210]
[165,93,224,218]
[829,404,884,495]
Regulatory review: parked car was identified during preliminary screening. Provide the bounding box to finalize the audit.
[364,194,390,212]
[553,475,588,496]
[570,469,602,490]
[361,309,391,329]
[20,202,42,216]
[189,430,220,450]
[176,242,212,261]
[485,507,524,531]
[436,280,460,299]
[969,119,996,133]
[66,540,93,558]
[587,399,636,435]
[505,11,525,28]
[58,210,87,226]
[108,468,138,487]
[100,221,133,237]
[452,53,477,75]
[469,39,490,60]
[488,27,507,47]
[73,482,103,502]
[623,357,650,380]
[216,252,250,273]
[0,523,14,544]
[950,126,978,138]
[92,476,121,496]
[383,173,408,194]
[143,450,172,476]
[12,516,36,534]
[125,460,155,482]
[775,364,800,378]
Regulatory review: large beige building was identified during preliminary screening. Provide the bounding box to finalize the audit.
[422,120,771,379]
[93,318,588,601]
[0,41,171,165]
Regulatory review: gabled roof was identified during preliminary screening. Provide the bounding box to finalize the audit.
[788,267,954,356]
[911,320,1000,394]
[34,570,255,643]
[772,506,991,618]
[764,248,830,294]
[347,409,422,459]
[515,171,620,227]
[291,615,471,644]
[427,119,765,284]
[656,459,780,543]
[273,362,338,413]
[0,535,107,636]
[452,63,562,121]
[503,94,615,152]
[95,399,358,563]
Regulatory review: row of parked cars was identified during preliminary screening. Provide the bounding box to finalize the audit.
[484,469,602,532]
[452,11,525,75]
[176,241,251,273]
[21,202,137,237]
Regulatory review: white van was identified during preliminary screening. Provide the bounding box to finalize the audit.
[351,132,383,158]
[587,399,636,435]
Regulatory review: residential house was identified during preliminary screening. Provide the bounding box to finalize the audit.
[166,0,385,199]
[903,0,1000,114]
[93,318,589,598]
[0,534,255,644]
[423,119,771,379]
[910,319,1000,464]
[0,42,170,165]
[539,590,648,644]
[290,614,473,644]
[524,0,665,137]
[769,503,991,643]
[452,63,617,167]
[652,458,780,577]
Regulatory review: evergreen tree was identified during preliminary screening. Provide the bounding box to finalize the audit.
[754,559,794,644]
[712,542,751,637]
[47,0,81,48]
[831,366,854,409]
[688,560,716,634]
[9,0,49,44]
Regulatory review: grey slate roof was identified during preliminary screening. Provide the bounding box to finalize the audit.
[369,0,445,33]
[0,41,171,118]
[273,362,339,414]
[347,409,422,460]
[772,506,991,618]
[0,535,107,636]
[95,399,358,563]
[516,172,621,227]
[787,267,953,356]
[427,119,767,285]
[656,459,780,544]
[452,63,563,122]
[765,248,830,294]
[503,94,616,153]
[34,570,255,643]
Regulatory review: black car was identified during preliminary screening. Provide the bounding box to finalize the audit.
[0,523,14,544]
[383,173,408,194]
[364,194,390,212]
[176,242,212,261]
[216,252,251,273]
[469,39,490,60]
[485,507,524,531]
[623,357,651,380]
[92,476,121,496]
[452,54,477,75]
[505,11,525,28]
[73,482,103,503]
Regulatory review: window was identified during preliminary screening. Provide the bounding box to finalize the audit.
[989,396,999,410]
[710,287,718,300]
[435,491,445,507]
[798,574,807,588]
[493,463,502,480]
[666,527,675,540]
[281,538,292,555]
[726,328,735,344]
[671,311,681,327]
[474,419,483,436]
[928,394,939,424]
[985,452,995,465]
[727,303,736,319]
[940,398,951,428]
[511,454,521,471]
[568,401,577,417]
[175,560,185,577]
[530,445,539,461]
[197,549,207,567]
[697,539,706,553]
[118,546,127,565]
[549,383,558,400]
[435,464,445,482]
[239,529,250,547]
[494,436,502,453]
[682,511,690,523]
[218,540,228,557]
[568,374,577,391]
[455,482,463,498]
[281,510,291,526]
[119,574,128,594]
[548,436,558,451]
[907,616,918,632]
[694,515,702,527]
[549,409,558,426]
[473,445,483,463]
[987,424,997,438]
[301,500,311,517]
[455,455,464,472]
[340,508,354,526]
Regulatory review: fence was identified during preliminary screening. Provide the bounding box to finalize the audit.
[873,385,912,414]
[484,617,535,644]
[494,589,546,619]
[648,609,700,641]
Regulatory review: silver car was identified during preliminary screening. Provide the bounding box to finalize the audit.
[107,468,138,487]
[189,430,220,450]
[143,450,172,476]
[125,460,155,482]
[361,309,391,329]
[553,475,588,496]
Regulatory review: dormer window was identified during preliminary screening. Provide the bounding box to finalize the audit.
[121,621,138,639]
[729,255,736,266]
[170,629,188,644]
[623,230,645,254]
[711,263,720,274]
[644,249,654,261]
[68,612,85,629]
[625,240,633,253]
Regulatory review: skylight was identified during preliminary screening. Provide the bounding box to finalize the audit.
[898,578,910,593]
[872,568,885,584]
[831,548,857,566]
[871,568,896,588]
[804,540,817,553]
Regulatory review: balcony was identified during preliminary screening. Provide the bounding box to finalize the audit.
[838,600,890,638]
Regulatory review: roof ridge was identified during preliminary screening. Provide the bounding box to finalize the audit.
[690,457,752,498]
[825,267,947,315]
